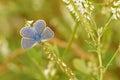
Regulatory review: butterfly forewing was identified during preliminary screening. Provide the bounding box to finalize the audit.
[20,27,35,39]
[33,20,46,34]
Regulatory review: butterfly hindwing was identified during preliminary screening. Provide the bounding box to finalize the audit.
[21,38,37,49]
[41,27,54,41]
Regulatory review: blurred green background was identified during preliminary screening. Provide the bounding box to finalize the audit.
[0,0,120,80]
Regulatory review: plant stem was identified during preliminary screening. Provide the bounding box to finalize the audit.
[97,36,103,80]
[101,16,113,35]
[104,45,120,72]
[98,53,103,80]
[62,22,79,59]
[43,45,78,80]
[97,15,113,80]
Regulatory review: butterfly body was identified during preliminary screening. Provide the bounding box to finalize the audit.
[20,20,54,49]
[34,33,41,42]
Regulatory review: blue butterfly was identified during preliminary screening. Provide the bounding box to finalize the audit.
[20,20,54,49]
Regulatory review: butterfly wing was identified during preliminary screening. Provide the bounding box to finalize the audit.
[21,38,37,49]
[20,26,35,39]
[33,20,46,34]
[41,27,54,41]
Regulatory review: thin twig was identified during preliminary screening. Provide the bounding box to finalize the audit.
[104,45,120,72]
[62,22,79,60]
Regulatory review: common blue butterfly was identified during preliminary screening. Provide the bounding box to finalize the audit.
[20,20,54,49]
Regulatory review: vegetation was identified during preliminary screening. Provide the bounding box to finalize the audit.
[0,0,120,80]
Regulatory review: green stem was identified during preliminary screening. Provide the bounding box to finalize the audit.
[104,45,120,72]
[101,16,113,36]
[89,16,97,31]
[97,15,113,80]
[97,36,103,80]
[98,53,103,80]
[62,22,79,59]
[43,45,78,80]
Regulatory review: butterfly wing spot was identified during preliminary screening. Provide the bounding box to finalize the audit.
[21,38,37,49]
[41,27,54,42]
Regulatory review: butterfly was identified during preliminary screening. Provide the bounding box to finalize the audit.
[20,20,54,50]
